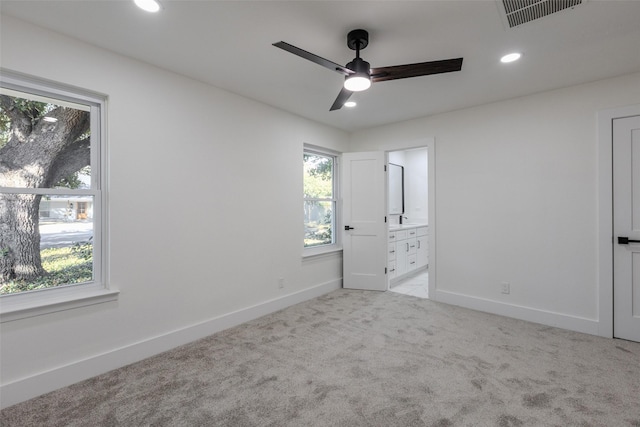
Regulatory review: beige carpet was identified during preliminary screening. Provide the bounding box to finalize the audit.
[2,289,640,426]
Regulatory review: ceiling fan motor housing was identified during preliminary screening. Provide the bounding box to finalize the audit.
[347,29,369,51]
[346,57,371,77]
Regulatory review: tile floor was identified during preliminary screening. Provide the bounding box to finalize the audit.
[388,269,429,299]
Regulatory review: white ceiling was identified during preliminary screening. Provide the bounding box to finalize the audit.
[2,0,639,131]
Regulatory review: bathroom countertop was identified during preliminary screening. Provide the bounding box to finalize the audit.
[389,223,427,231]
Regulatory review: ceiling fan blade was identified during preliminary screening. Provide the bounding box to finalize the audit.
[371,58,463,83]
[273,41,354,76]
[329,87,354,111]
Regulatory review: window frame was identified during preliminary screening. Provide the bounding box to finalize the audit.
[303,145,341,257]
[0,70,117,322]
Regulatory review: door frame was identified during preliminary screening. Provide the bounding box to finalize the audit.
[384,140,437,298]
[597,104,640,338]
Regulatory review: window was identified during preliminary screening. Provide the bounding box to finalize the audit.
[303,147,339,254]
[0,71,114,321]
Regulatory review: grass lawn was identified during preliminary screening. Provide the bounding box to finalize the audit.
[0,245,92,295]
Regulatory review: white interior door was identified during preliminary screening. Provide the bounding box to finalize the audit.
[342,151,387,291]
[613,115,640,342]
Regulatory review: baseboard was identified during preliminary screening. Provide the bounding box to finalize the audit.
[1,278,342,409]
[433,289,600,336]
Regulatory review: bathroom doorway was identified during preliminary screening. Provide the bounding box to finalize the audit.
[386,147,430,299]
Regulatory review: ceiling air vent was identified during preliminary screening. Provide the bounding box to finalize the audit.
[500,0,585,28]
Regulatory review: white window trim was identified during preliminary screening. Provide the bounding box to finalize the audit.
[0,69,116,323]
[303,145,342,258]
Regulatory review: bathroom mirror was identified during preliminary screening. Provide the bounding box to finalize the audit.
[388,163,404,215]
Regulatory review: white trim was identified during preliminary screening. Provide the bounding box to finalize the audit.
[0,68,107,106]
[434,289,599,335]
[0,87,90,112]
[0,278,341,409]
[596,104,640,338]
[427,141,436,300]
[0,287,119,323]
[0,188,98,196]
[302,245,343,259]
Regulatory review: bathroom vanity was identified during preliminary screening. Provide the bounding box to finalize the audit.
[388,224,428,282]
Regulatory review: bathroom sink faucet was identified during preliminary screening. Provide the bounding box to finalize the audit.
[399,215,408,224]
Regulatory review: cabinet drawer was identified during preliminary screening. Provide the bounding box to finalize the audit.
[407,228,418,238]
[417,226,428,237]
[395,230,408,240]
[408,254,417,271]
[407,237,417,255]
[388,260,397,279]
[388,232,397,242]
[387,242,397,261]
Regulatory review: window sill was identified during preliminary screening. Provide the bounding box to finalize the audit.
[302,245,343,260]
[0,286,119,323]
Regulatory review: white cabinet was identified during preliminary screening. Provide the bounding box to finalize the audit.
[392,230,408,277]
[387,241,397,280]
[389,225,427,283]
[416,226,428,269]
[406,235,417,273]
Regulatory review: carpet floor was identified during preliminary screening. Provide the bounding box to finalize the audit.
[2,289,639,426]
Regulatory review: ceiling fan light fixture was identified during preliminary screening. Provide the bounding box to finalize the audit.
[344,75,371,92]
[344,58,371,92]
[134,0,161,13]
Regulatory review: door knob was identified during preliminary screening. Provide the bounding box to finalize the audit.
[618,236,640,244]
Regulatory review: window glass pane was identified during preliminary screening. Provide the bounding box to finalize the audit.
[303,153,333,199]
[1,77,102,299]
[0,194,94,295]
[304,200,334,247]
[0,90,91,189]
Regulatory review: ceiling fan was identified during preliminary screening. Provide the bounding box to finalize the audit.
[273,29,463,111]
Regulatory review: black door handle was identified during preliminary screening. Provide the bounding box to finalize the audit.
[618,237,640,244]
[344,226,354,230]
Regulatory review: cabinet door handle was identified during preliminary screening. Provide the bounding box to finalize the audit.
[406,243,409,252]
[417,241,421,249]
[344,226,354,230]
[390,250,395,254]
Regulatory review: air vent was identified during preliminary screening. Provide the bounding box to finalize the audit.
[500,0,585,28]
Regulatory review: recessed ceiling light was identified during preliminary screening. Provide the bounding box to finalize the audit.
[134,0,161,13]
[344,101,357,108]
[500,52,522,63]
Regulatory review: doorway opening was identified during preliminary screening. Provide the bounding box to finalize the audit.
[386,147,430,299]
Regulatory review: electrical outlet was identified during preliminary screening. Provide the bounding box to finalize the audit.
[278,278,285,289]
[501,282,510,294]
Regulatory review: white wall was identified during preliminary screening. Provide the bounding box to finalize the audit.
[350,72,640,334]
[0,15,348,407]
[404,149,428,224]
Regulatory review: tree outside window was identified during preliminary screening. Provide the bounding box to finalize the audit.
[0,78,102,296]
[303,150,336,248]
